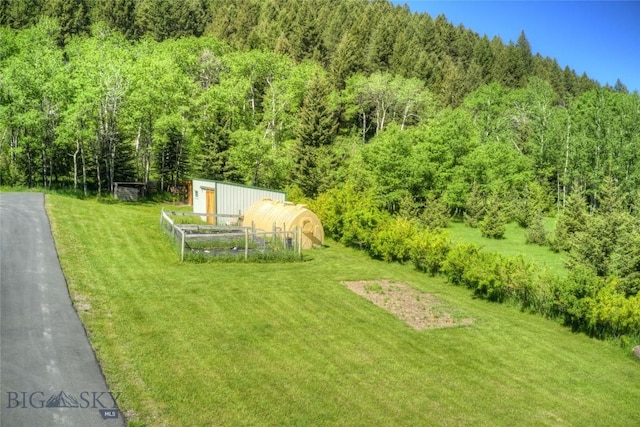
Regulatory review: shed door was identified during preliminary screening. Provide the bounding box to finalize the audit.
[186,180,193,206]
[205,189,216,225]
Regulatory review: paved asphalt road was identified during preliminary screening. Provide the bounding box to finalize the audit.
[0,193,124,426]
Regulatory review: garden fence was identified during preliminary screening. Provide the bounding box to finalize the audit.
[160,209,302,261]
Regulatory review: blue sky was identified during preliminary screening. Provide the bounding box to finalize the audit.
[393,1,640,93]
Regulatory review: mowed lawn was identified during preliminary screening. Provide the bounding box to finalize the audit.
[447,219,567,277]
[46,194,640,426]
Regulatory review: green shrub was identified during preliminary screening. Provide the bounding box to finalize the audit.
[341,204,389,250]
[442,243,481,286]
[409,228,452,275]
[585,280,640,340]
[314,185,389,250]
[511,194,533,228]
[442,243,538,304]
[498,255,537,305]
[548,265,605,331]
[461,252,505,301]
[397,192,420,219]
[615,274,640,298]
[369,217,417,262]
[527,271,556,315]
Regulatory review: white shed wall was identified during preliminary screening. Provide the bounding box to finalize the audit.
[190,179,285,224]
[216,181,285,218]
[191,178,212,216]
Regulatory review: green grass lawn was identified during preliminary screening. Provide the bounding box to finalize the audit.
[46,195,640,426]
[447,219,567,276]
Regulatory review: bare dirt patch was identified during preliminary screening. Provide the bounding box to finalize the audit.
[343,280,473,330]
[71,292,92,313]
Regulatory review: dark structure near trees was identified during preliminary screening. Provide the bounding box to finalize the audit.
[113,182,146,201]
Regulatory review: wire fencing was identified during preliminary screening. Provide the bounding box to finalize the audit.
[160,209,302,262]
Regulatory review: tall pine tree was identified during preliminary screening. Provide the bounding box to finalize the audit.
[46,0,90,47]
[96,0,139,39]
[552,183,588,252]
[294,72,338,197]
[480,194,507,239]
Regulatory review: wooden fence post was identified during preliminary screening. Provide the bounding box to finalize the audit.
[180,229,185,262]
[245,228,249,260]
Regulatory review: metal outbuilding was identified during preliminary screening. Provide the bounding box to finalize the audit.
[113,182,146,201]
[243,199,324,250]
[190,179,286,225]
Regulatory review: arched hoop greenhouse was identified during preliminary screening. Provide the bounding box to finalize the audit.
[243,199,324,250]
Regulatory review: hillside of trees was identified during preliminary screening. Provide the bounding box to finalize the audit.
[1,0,639,342]
[2,0,638,196]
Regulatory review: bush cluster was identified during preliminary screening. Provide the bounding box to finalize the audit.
[442,245,535,303]
[315,187,640,344]
[546,267,640,339]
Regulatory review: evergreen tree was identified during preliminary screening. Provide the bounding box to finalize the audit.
[329,32,360,89]
[96,0,138,39]
[365,5,396,72]
[472,35,495,84]
[389,23,415,77]
[190,112,230,181]
[552,183,588,252]
[610,217,640,296]
[566,177,628,276]
[562,66,579,98]
[480,194,507,239]
[46,0,90,47]
[566,215,611,276]
[434,56,466,107]
[0,0,44,28]
[294,72,338,197]
[286,0,325,63]
[596,175,625,215]
[397,192,419,219]
[464,181,485,227]
[514,31,533,84]
[420,194,450,230]
[512,181,548,228]
[525,213,547,245]
[328,6,372,89]
[613,78,629,94]
[136,0,208,41]
[154,116,189,191]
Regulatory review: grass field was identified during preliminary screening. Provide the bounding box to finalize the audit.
[447,219,567,276]
[45,194,640,426]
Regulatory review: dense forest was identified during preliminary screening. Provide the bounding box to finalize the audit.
[1,0,639,341]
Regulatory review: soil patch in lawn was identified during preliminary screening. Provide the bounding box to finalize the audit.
[343,280,473,330]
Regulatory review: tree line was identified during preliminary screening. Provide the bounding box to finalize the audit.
[3,0,620,102]
[2,15,639,200]
[1,0,638,342]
